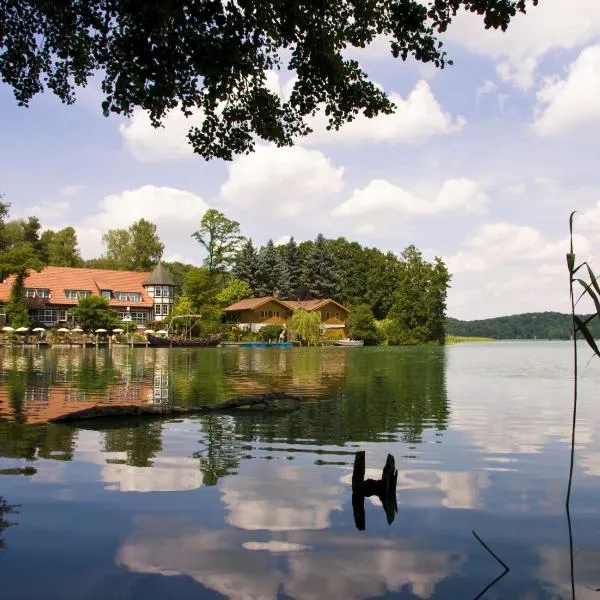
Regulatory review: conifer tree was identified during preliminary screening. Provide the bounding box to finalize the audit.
[281,236,304,299]
[232,239,260,293]
[255,240,287,297]
[302,234,339,299]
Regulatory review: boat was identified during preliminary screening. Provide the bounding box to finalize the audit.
[146,333,222,348]
[335,339,364,347]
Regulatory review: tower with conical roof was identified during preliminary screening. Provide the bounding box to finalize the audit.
[143,263,175,322]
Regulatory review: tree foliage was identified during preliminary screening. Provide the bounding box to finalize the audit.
[232,239,260,293]
[102,219,164,271]
[215,279,253,308]
[347,304,379,345]
[445,312,600,340]
[290,309,321,344]
[302,234,339,299]
[0,242,44,328]
[192,209,242,275]
[0,1,536,160]
[255,240,288,297]
[71,296,119,332]
[46,227,83,267]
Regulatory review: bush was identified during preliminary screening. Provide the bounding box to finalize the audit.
[258,324,284,342]
[348,304,380,345]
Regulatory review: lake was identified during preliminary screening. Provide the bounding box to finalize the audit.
[0,342,599,599]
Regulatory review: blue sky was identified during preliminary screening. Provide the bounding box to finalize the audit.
[2,0,600,319]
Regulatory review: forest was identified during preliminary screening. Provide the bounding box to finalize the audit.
[0,201,450,345]
[446,312,600,340]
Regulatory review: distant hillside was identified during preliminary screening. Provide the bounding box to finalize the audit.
[445,312,600,340]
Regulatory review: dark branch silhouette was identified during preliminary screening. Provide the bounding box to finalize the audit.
[351,451,398,531]
[471,530,510,600]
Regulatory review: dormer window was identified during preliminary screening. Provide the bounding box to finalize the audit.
[115,292,142,302]
[101,290,112,299]
[65,289,91,299]
[24,288,50,299]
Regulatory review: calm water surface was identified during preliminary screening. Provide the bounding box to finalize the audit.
[0,342,599,599]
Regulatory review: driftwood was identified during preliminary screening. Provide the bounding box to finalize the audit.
[49,392,303,423]
[352,450,398,530]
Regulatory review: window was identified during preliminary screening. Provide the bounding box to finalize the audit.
[268,311,273,317]
[24,288,50,298]
[65,289,91,299]
[325,312,331,319]
[130,292,142,302]
[155,304,162,316]
[275,311,279,317]
[335,312,340,319]
[102,290,111,299]
[154,287,162,297]
[260,310,265,318]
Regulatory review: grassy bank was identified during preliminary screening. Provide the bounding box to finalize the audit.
[445,335,495,344]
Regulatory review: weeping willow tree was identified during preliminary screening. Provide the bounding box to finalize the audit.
[290,309,321,345]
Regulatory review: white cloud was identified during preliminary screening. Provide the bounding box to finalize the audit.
[332,178,487,219]
[533,45,600,136]
[274,235,291,246]
[445,0,600,88]
[220,464,343,531]
[24,200,70,221]
[445,221,595,318]
[302,80,464,146]
[476,80,497,103]
[76,185,209,259]
[119,108,202,162]
[220,145,344,218]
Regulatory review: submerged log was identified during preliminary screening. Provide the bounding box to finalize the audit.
[352,451,398,530]
[49,392,302,423]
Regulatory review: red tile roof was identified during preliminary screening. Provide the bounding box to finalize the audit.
[0,266,154,308]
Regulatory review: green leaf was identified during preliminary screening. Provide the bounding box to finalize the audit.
[574,315,600,358]
[575,279,600,315]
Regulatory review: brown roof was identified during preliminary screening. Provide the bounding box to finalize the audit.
[283,298,349,313]
[223,296,292,312]
[0,266,154,308]
[224,296,349,314]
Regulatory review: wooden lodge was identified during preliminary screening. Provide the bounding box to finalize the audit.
[223,296,350,339]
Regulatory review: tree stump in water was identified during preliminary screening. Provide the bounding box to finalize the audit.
[351,450,398,530]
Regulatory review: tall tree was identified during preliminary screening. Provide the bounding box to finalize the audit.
[255,240,287,297]
[192,209,242,275]
[281,237,304,299]
[102,229,131,268]
[183,268,220,310]
[0,197,10,252]
[1,1,533,159]
[232,239,260,293]
[302,234,339,299]
[426,257,451,344]
[0,243,44,327]
[46,227,83,267]
[128,219,164,271]
[102,219,163,271]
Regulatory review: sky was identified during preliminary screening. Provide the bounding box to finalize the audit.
[2,0,600,320]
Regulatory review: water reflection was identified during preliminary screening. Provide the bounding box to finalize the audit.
[2,344,599,598]
[0,496,18,550]
[117,517,461,600]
